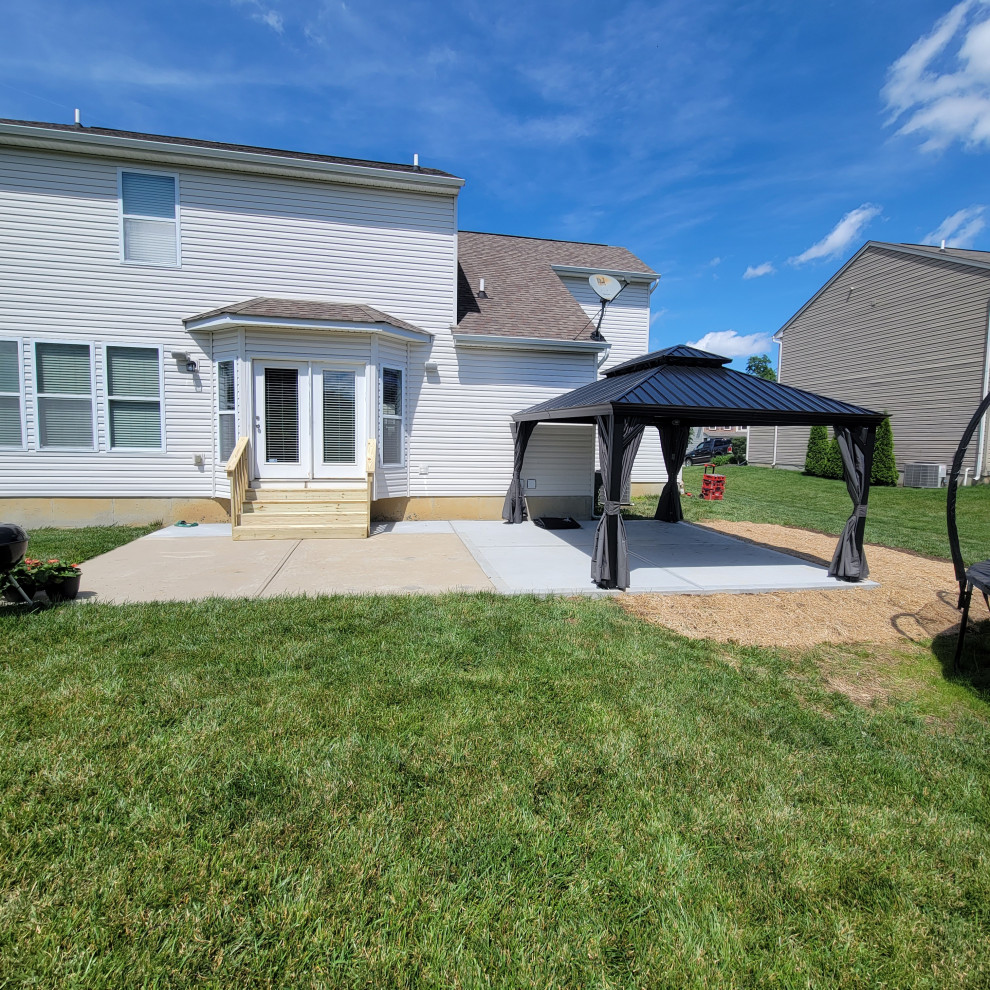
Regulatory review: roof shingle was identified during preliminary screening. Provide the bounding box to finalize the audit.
[456,231,656,342]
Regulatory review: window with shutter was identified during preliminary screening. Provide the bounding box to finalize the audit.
[120,170,179,266]
[106,346,162,449]
[381,368,403,466]
[36,342,95,448]
[218,360,237,462]
[0,339,24,448]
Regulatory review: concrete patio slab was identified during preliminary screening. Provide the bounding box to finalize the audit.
[75,517,873,604]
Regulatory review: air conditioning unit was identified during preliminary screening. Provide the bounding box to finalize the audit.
[903,462,946,488]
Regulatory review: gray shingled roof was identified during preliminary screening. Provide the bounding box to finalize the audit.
[0,119,458,179]
[184,298,426,335]
[456,231,656,341]
[514,346,884,427]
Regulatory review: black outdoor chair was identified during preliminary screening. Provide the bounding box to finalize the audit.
[946,393,990,668]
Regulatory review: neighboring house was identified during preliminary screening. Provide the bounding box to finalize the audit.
[703,425,748,441]
[750,241,990,478]
[0,119,659,534]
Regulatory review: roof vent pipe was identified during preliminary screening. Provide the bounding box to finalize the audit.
[413,153,419,168]
[477,277,488,299]
[74,108,81,126]
[941,239,946,251]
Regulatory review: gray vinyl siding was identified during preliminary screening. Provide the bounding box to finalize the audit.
[750,246,990,474]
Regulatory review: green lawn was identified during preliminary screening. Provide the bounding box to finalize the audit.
[628,465,990,564]
[1,595,988,987]
[20,523,160,565]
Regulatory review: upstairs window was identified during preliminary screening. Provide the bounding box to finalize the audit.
[35,342,95,449]
[120,170,179,266]
[0,339,24,447]
[106,346,163,449]
[380,367,403,466]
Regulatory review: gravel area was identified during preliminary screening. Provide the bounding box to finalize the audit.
[622,520,965,648]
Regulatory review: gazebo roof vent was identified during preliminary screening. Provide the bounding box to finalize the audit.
[603,344,730,378]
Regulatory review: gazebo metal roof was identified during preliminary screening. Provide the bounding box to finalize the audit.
[513,345,884,428]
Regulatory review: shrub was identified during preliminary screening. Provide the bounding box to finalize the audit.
[805,425,829,476]
[710,454,733,467]
[872,416,898,486]
[730,436,747,464]
[824,434,844,480]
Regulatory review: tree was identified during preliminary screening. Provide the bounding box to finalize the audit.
[824,433,844,480]
[805,424,829,476]
[745,354,776,381]
[871,416,898,486]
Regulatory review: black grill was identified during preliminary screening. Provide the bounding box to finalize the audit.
[0,523,30,603]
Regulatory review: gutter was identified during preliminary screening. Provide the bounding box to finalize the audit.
[0,122,464,196]
[452,332,608,353]
[772,329,783,467]
[550,264,659,284]
[184,313,433,344]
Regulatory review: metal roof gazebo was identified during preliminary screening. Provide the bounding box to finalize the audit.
[503,346,885,590]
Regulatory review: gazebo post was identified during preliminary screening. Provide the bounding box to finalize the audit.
[603,412,624,589]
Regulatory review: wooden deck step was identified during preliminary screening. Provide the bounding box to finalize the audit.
[241,501,366,517]
[234,484,371,540]
[232,523,368,540]
[245,487,366,502]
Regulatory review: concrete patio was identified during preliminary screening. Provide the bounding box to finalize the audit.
[74,519,873,603]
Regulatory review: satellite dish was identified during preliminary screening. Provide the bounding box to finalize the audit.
[589,273,623,301]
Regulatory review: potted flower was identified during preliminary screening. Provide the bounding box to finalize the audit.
[37,559,83,602]
[1,556,41,603]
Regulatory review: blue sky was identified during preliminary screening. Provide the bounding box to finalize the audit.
[2,0,989,366]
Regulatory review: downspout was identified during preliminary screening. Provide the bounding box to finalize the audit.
[771,330,783,467]
[209,331,216,498]
[976,297,990,480]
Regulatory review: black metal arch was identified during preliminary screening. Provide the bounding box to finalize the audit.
[946,391,990,607]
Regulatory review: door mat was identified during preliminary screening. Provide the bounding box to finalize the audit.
[534,516,582,530]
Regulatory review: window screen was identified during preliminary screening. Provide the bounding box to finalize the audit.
[0,340,22,447]
[381,367,403,466]
[121,171,178,266]
[107,346,162,448]
[36,342,94,448]
[218,360,236,462]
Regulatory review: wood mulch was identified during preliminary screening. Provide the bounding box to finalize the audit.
[621,520,965,648]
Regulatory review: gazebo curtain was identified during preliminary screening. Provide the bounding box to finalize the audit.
[828,424,876,582]
[502,420,537,523]
[591,415,645,589]
[654,423,691,522]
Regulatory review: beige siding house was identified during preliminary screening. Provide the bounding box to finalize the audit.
[750,242,990,478]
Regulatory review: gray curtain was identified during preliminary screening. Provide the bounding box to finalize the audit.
[828,424,876,582]
[654,423,691,522]
[591,415,645,589]
[502,420,537,523]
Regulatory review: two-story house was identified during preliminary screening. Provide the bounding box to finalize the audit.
[0,119,661,536]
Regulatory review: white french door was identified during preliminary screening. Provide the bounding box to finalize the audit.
[252,360,366,481]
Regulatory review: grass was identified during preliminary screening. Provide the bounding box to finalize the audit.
[1,594,989,987]
[627,465,990,564]
[20,523,160,565]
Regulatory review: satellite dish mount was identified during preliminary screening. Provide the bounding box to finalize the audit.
[588,274,626,341]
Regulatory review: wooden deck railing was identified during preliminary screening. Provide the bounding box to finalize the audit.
[365,437,376,536]
[225,436,250,532]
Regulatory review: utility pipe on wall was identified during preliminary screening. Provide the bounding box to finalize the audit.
[976,298,990,480]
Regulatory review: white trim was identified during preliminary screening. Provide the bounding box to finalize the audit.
[0,335,26,450]
[33,338,98,452]
[102,343,166,453]
[117,167,181,268]
[0,122,464,196]
[379,365,404,468]
[184,312,432,343]
[452,333,608,353]
[551,264,658,283]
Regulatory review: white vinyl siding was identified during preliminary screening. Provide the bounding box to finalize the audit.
[120,170,179,267]
[0,338,24,447]
[217,359,236,462]
[381,367,403,466]
[35,342,95,449]
[105,345,163,449]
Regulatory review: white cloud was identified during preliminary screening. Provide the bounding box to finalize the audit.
[789,204,881,266]
[924,204,986,246]
[687,330,773,359]
[232,0,284,35]
[883,0,990,151]
[707,257,721,267]
[743,261,775,279]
